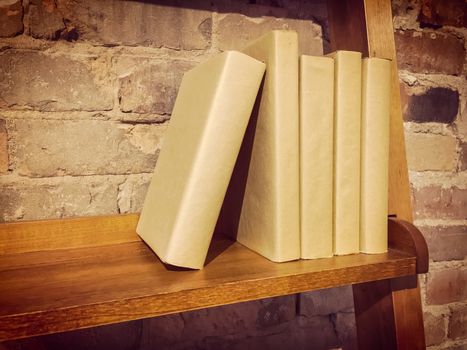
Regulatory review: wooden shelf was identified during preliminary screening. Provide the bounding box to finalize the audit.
[0,1,430,348]
[0,214,418,342]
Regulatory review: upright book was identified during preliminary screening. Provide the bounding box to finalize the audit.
[217,30,300,262]
[299,55,334,259]
[360,57,391,254]
[137,51,265,269]
[329,50,362,255]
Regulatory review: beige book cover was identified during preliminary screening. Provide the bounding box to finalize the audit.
[328,50,362,255]
[360,57,391,254]
[216,30,300,262]
[136,51,266,269]
[299,55,334,259]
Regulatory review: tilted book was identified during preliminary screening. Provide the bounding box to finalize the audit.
[328,50,362,255]
[137,51,265,269]
[217,30,300,262]
[360,57,391,254]
[299,55,334,259]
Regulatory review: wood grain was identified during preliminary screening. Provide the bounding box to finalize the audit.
[389,219,429,273]
[353,279,398,350]
[0,214,139,254]
[0,215,416,341]
[391,276,426,349]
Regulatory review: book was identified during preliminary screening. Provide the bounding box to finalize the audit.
[328,50,362,255]
[360,57,391,254]
[217,30,300,262]
[299,55,334,259]
[136,51,266,269]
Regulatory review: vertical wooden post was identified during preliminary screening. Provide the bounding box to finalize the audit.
[327,0,426,348]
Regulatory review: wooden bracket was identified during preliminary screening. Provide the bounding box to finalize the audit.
[389,218,429,274]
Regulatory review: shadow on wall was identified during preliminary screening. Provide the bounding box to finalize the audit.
[22,0,329,54]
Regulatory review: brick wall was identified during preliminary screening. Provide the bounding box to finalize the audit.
[0,0,465,349]
[393,0,467,349]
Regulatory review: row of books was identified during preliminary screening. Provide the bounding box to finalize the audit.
[137,30,391,269]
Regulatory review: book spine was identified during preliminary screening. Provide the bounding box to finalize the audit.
[137,51,265,269]
[360,57,391,254]
[299,55,334,259]
[235,30,300,262]
[332,51,362,255]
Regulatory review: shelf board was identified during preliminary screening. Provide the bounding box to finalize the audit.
[0,214,416,341]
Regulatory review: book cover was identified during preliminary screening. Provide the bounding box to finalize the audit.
[360,57,391,254]
[217,30,300,262]
[299,55,334,259]
[137,51,266,269]
[328,50,362,255]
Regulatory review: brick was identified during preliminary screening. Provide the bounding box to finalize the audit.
[0,176,119,222]
[460,142,467,171]
[0,50,113,111]
[426,267,467,305]
[424,312,446,346]
[412,186,466,220]
[402,87,459,124]
[392,0,421,29]
[217,12,323,56]
[11,120,165,177]
[395,30,465,75]
[28,0,66,39]
[405,132,457,171]
[334,312,357,350]
[5,320,142,350]
[181,295,295,341]
[299,285,354,316]
[256,295,296,328]
[117,59,196,114]
[448,345,467,350]
[420,225,467,262]
[419,0,467,28]
[217,316,339,350]
[0,0,23,37]
[0,119,8,174]
[55,0,211,49]
[449,306,467,340]
[140,314,184,349]
[117,174,152,214]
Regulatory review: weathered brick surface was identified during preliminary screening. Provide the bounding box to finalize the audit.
[460,142,467,171]
[55,0,212,49]
[181,295,295,341]
[449,305,467,340]
[0,50,113,111]
[395,30,465,75]
[212,316,339,350]
[0,119,8,174]
[117,174,152,214]
[426,267,467,305]
[335,312,358,350]
[140,314,184,349]
[413,185,466,220]
[117,58,196,114]
[420,225,467,262]
[405,132,457,171]
[0,0,23,37]
[0,176,119,222]
[401,86,459,124]
[424,312,446,346]
[3,320,142,350]
[217,13,323,56]
[419,0,467,28]
[299,286,354,316]
[11,120,165,177]
[28,0,66,39]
